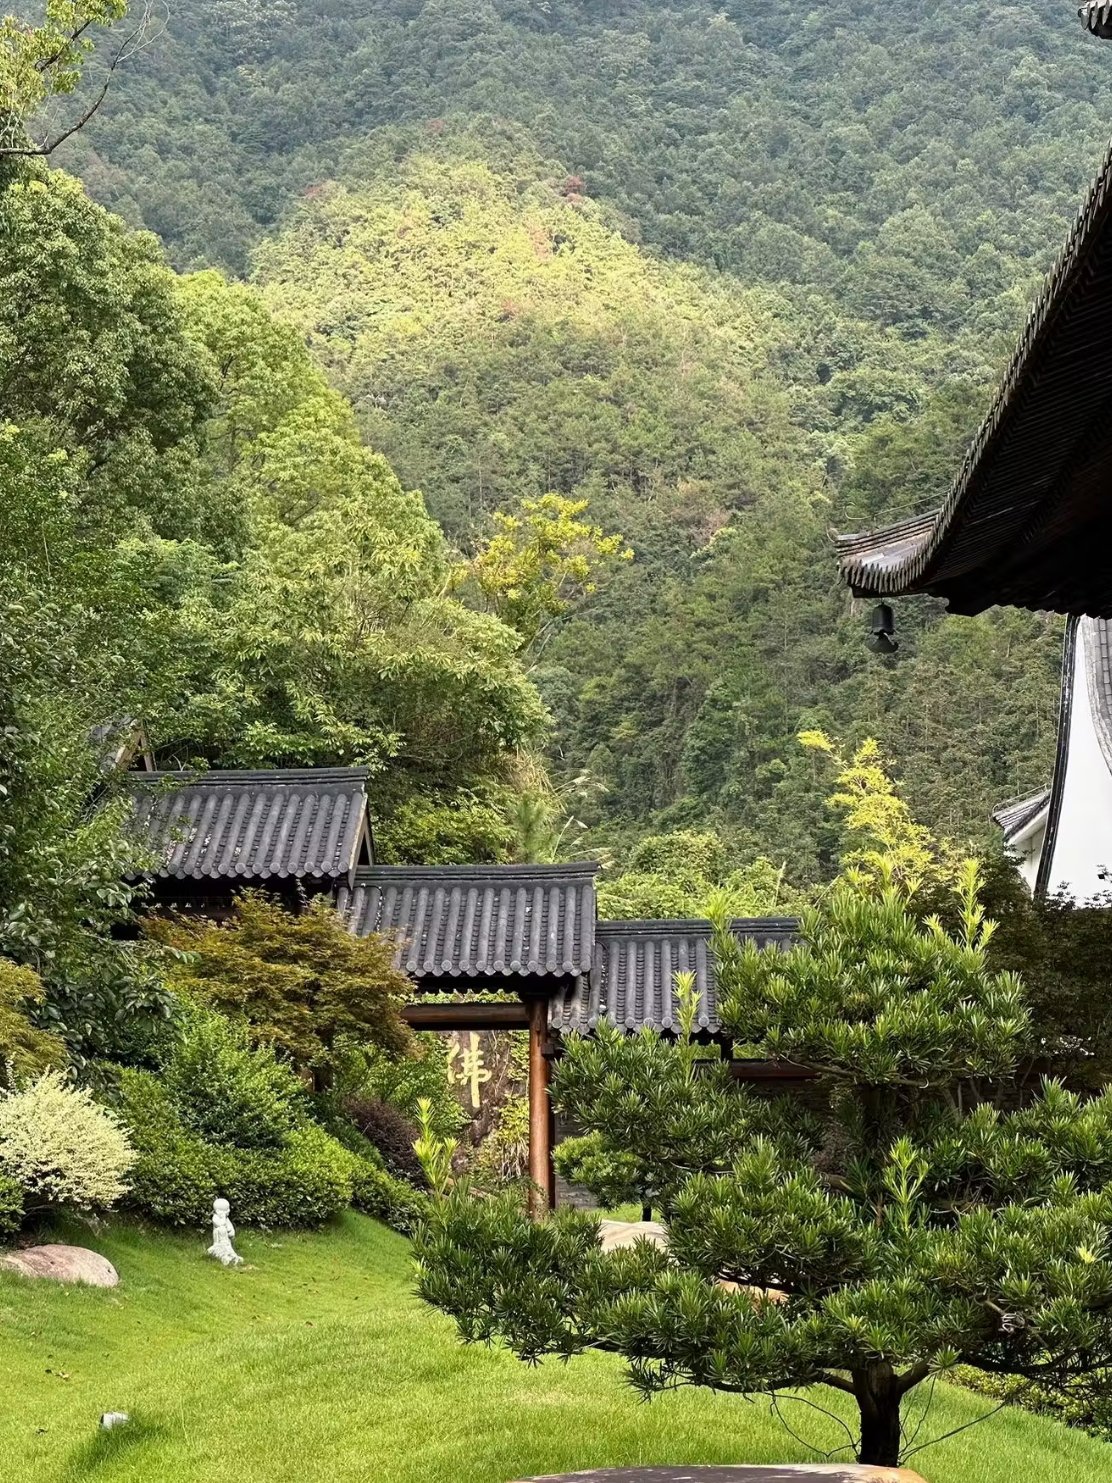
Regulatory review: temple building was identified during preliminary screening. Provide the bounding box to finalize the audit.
[837,138,1112,619]
[836,138,1112,904]
[994,617,1112,900]
[126,766,374,916]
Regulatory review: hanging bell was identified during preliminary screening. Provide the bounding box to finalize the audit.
[867,603,898,655]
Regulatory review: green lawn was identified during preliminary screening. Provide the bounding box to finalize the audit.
[0,1213,1108,1483]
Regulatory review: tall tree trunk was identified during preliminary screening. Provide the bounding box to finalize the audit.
[853,1362,902,1467]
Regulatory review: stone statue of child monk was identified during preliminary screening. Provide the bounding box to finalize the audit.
[207,1197,244,1267]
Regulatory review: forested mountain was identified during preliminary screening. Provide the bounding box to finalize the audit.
[53,0,1105,880]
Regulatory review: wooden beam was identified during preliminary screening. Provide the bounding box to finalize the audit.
[528,997,554,1214]
[729,1059,816,1083]
[402,1002,531,1031]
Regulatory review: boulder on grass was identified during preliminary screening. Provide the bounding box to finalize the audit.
[0,1244,119,1287]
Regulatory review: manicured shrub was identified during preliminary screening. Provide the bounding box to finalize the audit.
[342,1095,425,1186]
[114,1068,354,1228]
[113,1069,215,1225]
[164,1005,304,1151]
[234,1123,356,1229]
[0,1070,135,1214]
[321,1113,429,1234]
[347,1147,428,1235]
[113,1067,357,1227]
[0,1170,24,1236]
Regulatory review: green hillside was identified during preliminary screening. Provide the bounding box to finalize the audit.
[55,0,1100,876]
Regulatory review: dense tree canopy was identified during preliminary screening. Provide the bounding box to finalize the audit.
[0,149,549,1056]
[43,0,1090,880]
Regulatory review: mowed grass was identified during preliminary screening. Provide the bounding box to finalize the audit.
[0,1214,1108,1483]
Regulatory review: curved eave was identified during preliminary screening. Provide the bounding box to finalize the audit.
[837,133,1112,616]
[991,789,1051,845]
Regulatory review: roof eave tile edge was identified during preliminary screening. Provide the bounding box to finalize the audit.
[836,134,1112,598]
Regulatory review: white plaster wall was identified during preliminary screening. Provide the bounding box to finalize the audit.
[1013,822,1045,893]
[1045,626,1112,901]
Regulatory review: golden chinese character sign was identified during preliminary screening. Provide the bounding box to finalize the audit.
[441,1030,527,1146]
[446,1031,493,1109]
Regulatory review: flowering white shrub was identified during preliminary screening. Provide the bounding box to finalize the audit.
[0,1070,135,1212]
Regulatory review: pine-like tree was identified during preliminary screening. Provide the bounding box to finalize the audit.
[417,863,1112,1466]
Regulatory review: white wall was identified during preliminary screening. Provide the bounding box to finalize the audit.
[1012,820,1046,893]
[1045,625,1112,901]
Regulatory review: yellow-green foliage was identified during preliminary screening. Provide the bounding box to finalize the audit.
[257,151,793,387]
[0,960,66,1087]
[0,1069,134,1212]
[253,149,815,543]
[597,831,809,921]
[460,494,631,651]
[1,1,125,136]
[148,894,412,1078]
[798,730,964,893]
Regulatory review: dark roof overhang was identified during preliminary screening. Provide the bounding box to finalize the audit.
[126,767,371,881]
[338,863,599,981]
[837,136,1112,617]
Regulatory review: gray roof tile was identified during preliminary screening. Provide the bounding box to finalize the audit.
[338,864,598,979]
[552,917,797,1037]
[127,768,370,881]
[991,790,1050,842]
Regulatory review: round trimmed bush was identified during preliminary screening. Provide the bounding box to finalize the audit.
[0,1070,135,1214]
[342,1095,425,1186]
[164,1004,304,1151]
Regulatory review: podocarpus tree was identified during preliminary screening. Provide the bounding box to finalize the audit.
[417,862,1112,1467]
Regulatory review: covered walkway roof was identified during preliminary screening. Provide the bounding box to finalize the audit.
[126,767,372,882]
[337,864,598,984]
[552,917,796,1039]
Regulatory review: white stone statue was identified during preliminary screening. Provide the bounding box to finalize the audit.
[207,1198,244,1267]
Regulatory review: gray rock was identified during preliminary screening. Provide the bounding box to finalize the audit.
[0,1244,119,1287]
[597,1219,668,1252]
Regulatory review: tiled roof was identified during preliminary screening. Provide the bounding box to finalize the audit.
[337,864,598,979]
[551,917,797,1037]
[992,790,1051,843]
[127,768,371,881]
[837,134,1112,617]
[1080,1,1112,40]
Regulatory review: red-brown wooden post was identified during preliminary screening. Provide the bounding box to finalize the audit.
[527,996,554,1214]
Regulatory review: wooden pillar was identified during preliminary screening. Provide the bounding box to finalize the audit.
[527,997,554,1215]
